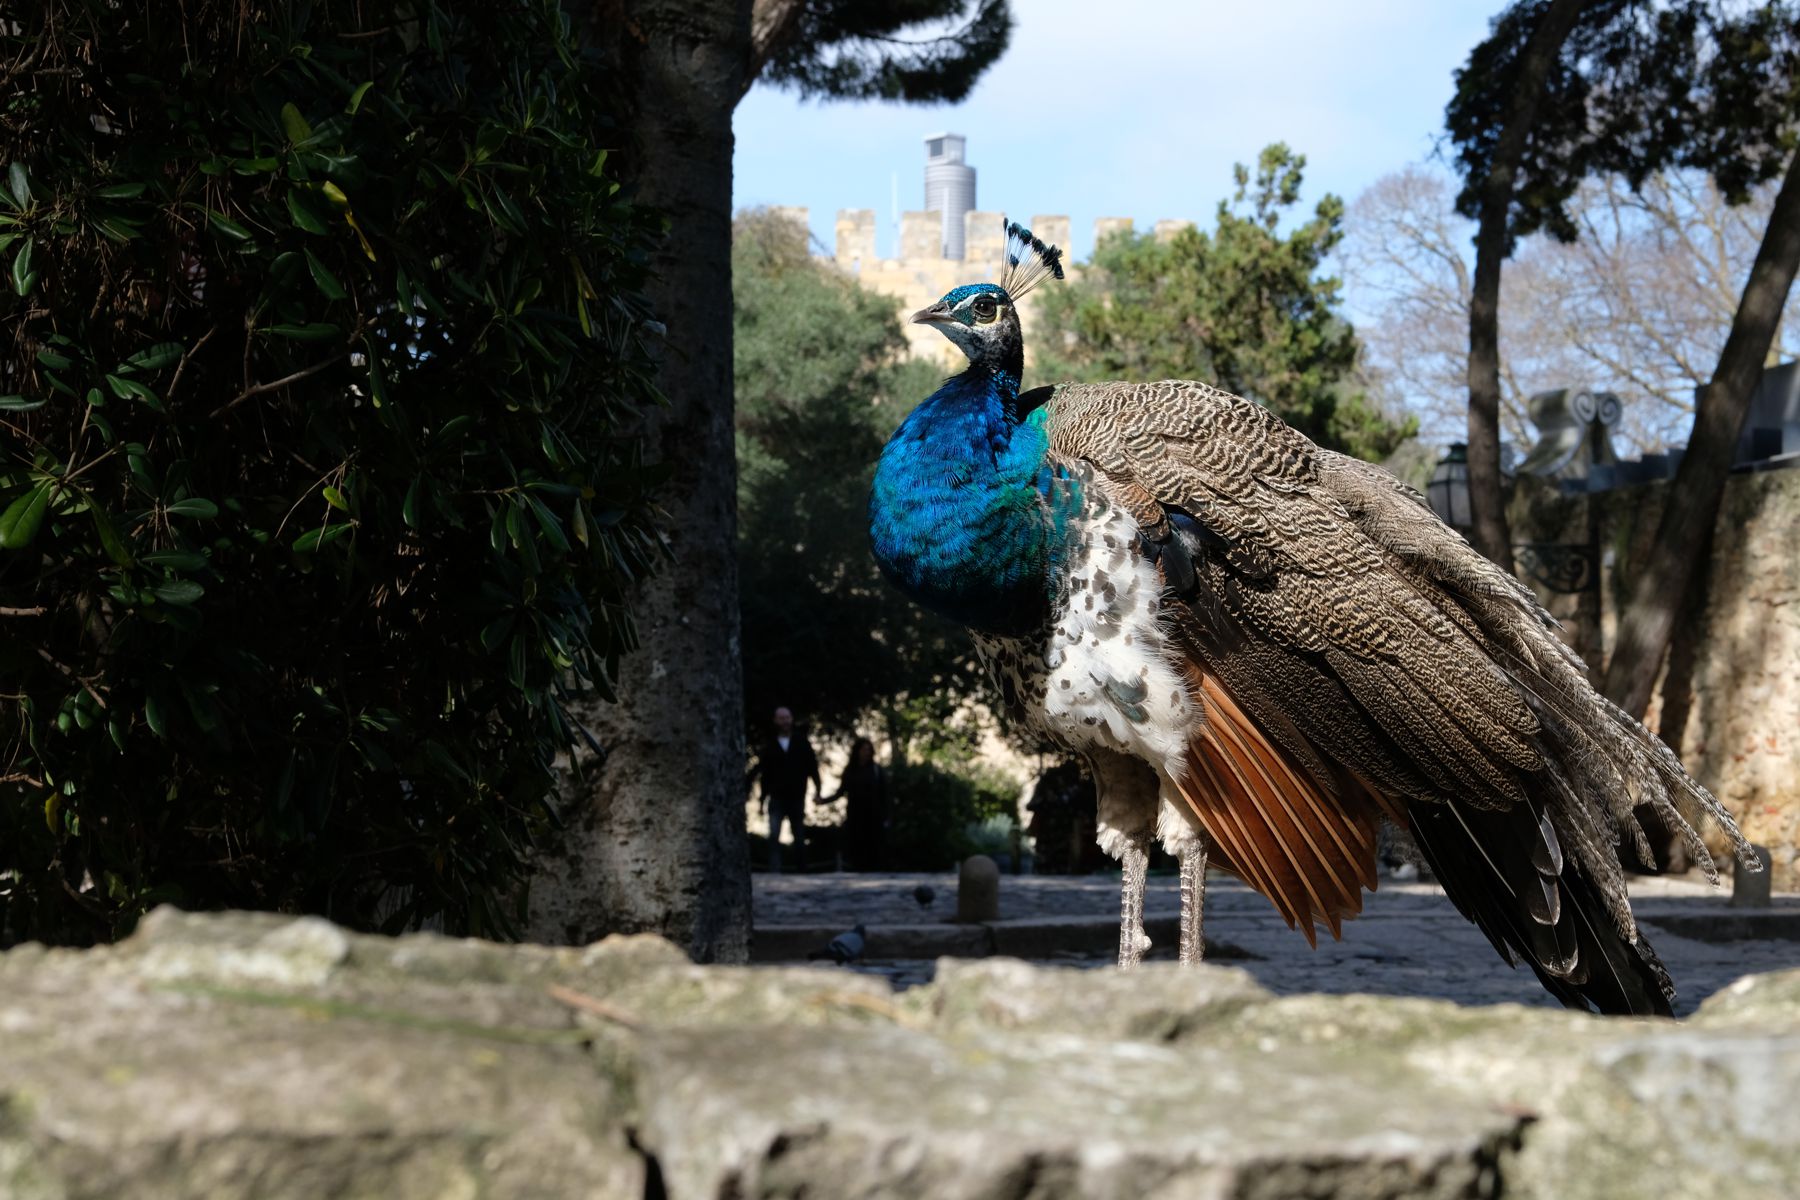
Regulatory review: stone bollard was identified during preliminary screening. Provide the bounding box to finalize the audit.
[957,855,1000,923]
[1732,843,1774,908]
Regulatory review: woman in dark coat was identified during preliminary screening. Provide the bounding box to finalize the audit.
[832,737,888,872]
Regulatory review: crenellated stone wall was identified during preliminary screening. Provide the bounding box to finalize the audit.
[832,208,877,269]
[770,207,1162,365]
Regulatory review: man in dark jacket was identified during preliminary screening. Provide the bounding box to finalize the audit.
[747,706,820,872]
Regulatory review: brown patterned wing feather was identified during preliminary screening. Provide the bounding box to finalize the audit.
[1059,381,1543,816]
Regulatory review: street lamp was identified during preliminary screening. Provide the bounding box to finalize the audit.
[1425,442,1473,531]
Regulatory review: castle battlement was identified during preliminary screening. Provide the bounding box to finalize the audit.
[769,208,1197,365]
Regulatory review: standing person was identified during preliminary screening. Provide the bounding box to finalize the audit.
[746,706,820,872]
[830,737,888,872]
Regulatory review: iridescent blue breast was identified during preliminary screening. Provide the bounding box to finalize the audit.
[868,383,1083,638]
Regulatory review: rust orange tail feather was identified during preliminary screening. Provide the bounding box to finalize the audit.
[1170,667,1385,946]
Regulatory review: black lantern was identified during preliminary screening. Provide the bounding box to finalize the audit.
[1425,443,1473,530]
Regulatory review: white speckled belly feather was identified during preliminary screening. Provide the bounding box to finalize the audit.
[972,494,1199,787]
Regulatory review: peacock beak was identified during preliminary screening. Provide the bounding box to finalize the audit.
[910,302,953,325]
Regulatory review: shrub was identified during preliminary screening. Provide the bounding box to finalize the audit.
[885,758,1019,872]
[0,1,662,942]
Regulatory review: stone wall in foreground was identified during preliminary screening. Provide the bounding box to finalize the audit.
[3,908,1798,1199]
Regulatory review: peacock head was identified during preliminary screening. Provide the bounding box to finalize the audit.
[910,282,1019,362]
[911,222,1065,371]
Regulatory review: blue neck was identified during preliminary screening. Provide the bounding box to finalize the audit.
[869,363,1081,637]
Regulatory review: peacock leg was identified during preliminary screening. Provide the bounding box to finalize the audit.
[1118,833,1151,968]
[1178,837,1209,965]
[1092,750,1158,968]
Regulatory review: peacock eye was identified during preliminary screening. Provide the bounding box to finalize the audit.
[971,296,998,323]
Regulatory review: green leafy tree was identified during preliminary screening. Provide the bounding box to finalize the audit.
[733,210,979,738]
[1035,145,1415,461]
[885,755,1019,871]
[0,2,662,943]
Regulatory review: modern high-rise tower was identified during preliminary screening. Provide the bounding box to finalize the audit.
[923,133,975,260]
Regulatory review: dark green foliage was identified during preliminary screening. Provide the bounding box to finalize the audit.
[0,2,662,942]
[870,692,1027,870]
[1034,145,1416,462]
[734,210,980,737]
[760,0,1012,103]
[884,757,1017,871]
[1447,0,1800,246]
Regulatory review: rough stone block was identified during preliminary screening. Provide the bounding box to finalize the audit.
[957,854,1000,922]
[6,911,1800,1199]
[1695,966,1800,1023]
[1093,216,1134,246]
[634,1007,1528,1200]
[1153,218,1195,242]
[767,205,809,239]
[916,957,1268,1039]
[899,210,941,260]
[834,208,876,265]
[961,210,1007,267]
[1027,214,1071,255]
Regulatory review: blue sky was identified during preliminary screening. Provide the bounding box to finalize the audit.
[734,1,1498,263]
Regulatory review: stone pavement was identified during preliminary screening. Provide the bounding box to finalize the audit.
[753,869,1800,1016]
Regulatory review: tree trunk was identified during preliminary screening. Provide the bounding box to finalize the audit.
[1465,0,1593,571]
[746,0,807,89]
[1602,147,1800,719]
[528,0,754,961]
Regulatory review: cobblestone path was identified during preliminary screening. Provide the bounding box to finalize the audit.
[754,870,1800,1016]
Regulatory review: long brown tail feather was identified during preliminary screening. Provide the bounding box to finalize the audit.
[1173,666,1382,945]
[1177,737,1308,933]
[1204,681,1373,916]
[1176,768,1288,926]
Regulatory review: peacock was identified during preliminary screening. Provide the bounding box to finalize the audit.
[868,221,1757,1017]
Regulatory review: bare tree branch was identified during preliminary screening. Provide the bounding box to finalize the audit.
[1346,165,1800,455]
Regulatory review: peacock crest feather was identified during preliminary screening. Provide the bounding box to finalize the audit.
[998,220,1065,301]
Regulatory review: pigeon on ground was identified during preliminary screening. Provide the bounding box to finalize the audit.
[808,924,866,965]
